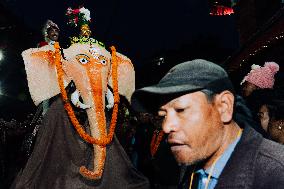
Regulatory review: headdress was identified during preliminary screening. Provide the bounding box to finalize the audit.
[66,7,91,27]
[240,62,280,89]
[65,6,104,47]
[65,7,92,38]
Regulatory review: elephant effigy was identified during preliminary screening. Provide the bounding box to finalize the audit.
[11,8,149,188]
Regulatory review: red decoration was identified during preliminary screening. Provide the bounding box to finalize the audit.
[150,130,164,157]
[38,41,48,47]
[210,5,234,16]
[73,9,80,14]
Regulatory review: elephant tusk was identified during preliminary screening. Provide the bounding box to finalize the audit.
[106,88,114,110]
[71,89,91,109]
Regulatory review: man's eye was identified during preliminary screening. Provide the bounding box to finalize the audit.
[157,112,166,119]
[176,108,185,113]
[157,114,165,118]
[157,115,166,121]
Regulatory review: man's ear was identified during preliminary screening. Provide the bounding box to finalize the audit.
[215,90,235,123]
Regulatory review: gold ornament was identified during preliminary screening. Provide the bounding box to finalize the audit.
[80,24,92,38]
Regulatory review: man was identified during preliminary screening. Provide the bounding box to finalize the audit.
[20,20,61,163]
[131,59,284,189]
[38,20,61,115]
[38,20,60,47]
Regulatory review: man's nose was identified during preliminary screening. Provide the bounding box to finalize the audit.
[162,113,178,134]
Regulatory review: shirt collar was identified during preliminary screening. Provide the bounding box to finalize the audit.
[196,133,242,179]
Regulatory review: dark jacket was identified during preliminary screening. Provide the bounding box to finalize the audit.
[179,126,284,189]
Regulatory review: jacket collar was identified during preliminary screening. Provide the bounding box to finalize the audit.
[215,126,263,189]
[178,126,263,189]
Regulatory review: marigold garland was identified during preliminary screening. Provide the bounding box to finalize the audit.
[54,42,120,146]
[79,146,106,179]
[150,129,165,157]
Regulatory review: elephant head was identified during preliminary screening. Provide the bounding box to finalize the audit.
[22,42,135,180]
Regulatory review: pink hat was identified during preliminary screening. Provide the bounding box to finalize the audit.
[240,62,280,88]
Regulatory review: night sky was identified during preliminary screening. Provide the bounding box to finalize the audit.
[0,0,240,120]
[1,0,239,62]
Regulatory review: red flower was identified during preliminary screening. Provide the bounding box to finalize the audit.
[73,9,80,14]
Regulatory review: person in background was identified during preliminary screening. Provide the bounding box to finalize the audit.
[19,20,61,165]
[252,88,284,144]
[37,20,61,115]
[240,62,280,136]
[38,20,60,48]
[266,103,284,144]
[131,59,284,189]
[240,62,279,98]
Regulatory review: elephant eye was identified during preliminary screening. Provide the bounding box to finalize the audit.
[100,59,107,65]
[76,54,90,65]
[98,56,108,65]
[79,58,88,64]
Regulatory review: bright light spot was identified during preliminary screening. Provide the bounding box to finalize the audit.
[0,50,3,61]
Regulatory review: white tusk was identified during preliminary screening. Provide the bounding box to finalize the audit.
[71,89,91,109]
[106,88,114,110]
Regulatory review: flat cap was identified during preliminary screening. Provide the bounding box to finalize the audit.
[131,59,235,113]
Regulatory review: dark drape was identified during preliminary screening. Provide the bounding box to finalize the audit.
[11,97,150,189]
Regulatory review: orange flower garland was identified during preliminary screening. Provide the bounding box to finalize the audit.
[150,129,165,157]
[79,146,106,179]
[54,42,120,146]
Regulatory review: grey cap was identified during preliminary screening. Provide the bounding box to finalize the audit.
[131,59,235,113]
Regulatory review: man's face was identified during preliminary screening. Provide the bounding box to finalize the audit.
[268,119,284,144]
[158,91,224,165]
[47,27,59,41]
[258,105,269,131]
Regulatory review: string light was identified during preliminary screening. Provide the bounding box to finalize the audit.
[239,32,284,67]
[0,81,2,95]
[0,49,4,62]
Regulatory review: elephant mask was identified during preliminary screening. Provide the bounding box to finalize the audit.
[22,42,135,180]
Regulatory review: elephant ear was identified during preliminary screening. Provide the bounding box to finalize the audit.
[109,52,135,103]
[22,45,70,106]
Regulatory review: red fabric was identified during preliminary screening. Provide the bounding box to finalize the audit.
[38,41,48,47]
